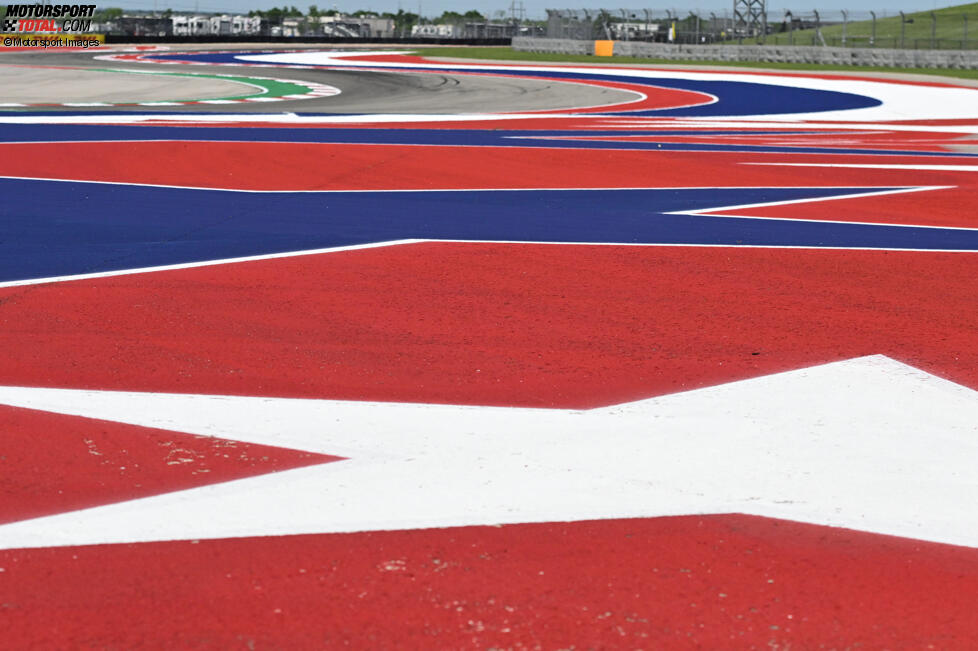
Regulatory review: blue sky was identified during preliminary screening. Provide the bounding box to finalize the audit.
[106,0,963,19]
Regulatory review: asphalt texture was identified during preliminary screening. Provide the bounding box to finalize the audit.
[0,65,258,104]
[0,46,637,113]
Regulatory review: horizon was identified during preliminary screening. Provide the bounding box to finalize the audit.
[91,0,965,20]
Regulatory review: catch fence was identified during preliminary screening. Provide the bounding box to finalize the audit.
[541,8,978,50]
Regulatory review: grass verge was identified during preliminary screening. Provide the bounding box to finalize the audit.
[411,46,978,81]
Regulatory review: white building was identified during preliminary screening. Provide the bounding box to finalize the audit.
[281,17,302,37]
[318,15,396,38]
[171,15,190,35]
[411,23,459,37]
[171,14,259,36]
[610,21,660,40]
[233,15,260,35]
[189,15,212,35]
[209,14,232,35]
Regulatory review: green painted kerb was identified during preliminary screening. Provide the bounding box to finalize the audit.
[94,68,314,102]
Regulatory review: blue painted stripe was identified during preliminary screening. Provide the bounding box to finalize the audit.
[2,180,976,283]
[1,124,974,158]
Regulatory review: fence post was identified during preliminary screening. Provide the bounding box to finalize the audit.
[900,11,906,49]
[841,9,848,46]
[931,11,936,49]
[870,10,876,46]
[597,9,607,41]
[729,6,742,44]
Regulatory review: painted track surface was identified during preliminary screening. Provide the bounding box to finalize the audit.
[2,46,978,648]
[0,47,638,113]
[0,66,267,104]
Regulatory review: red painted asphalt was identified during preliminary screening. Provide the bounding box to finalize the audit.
[2,243,977,408]
[0,404,340,524]
[3,515,977,648]
[2,140,975,227]
[3,57,978,648]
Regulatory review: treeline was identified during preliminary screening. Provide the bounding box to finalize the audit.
[4,4,495,32]
[247,6,487,23]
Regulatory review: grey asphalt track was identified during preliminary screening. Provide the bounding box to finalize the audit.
[0,66,258,104]
[0,45,638,113]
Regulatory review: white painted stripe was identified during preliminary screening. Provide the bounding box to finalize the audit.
[435,238,978,253]
[0,175,927,197]
[1,356,977,548]
[670,185,975,231]
[746,162,978,171]
[0,132,968,163]
[0,240,422,289]
[6,176,951,233]
[596,119,978,135]
[2,235,975,292]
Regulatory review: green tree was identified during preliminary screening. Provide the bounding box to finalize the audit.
[438,10,485,23]
[94,7,123,22]
[261,7,284,23]
[382,9,419,33]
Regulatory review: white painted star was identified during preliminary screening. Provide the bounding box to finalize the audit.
[0,354,976,550]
